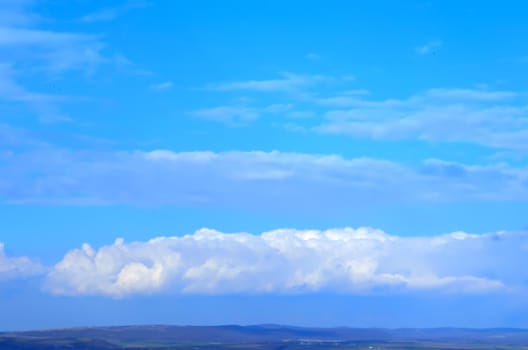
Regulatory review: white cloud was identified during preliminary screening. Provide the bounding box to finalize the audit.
[317,88,528,150]
[0,63,72,122]
[191,104,293,125]
[79,1,150,23]
[209,72,329,93]
[423,88,516,101]
[0,1,123,121]
[305,53,321,60]
[416,40,442,55]
[0,0,38,27]
[0,23,107,75]
[191,106,259,125]
[2,146,528,207]
[201,70,528,151]
[0,242,44,280]
[45,228,526,297]
[0,27,94,47]
[287,110,315,119]
[149,81,173,91]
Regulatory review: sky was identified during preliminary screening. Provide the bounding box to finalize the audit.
[1,0,528,331]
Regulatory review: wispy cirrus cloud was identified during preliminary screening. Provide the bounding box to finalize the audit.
[317,87,528,150]
[149,81,173,91]
[0,1,135,122]
[79,0,150,23]
[191,104,292,126]
[0,19,107,75]
[317,88,516,109]
[208,72,330,93]
[415,40,442,55]
[191,105,259,125]
[305,53,321,61]
[200,71,528,151]
[0,0,38,27]
[45,227,526,297]
[0,63,73,122]
[195,72,349,124]
[0,26,96,47]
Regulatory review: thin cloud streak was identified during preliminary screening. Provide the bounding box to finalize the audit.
[150,81,173,91]
[208,72,330,93]
[316,88,528,150]
[416,40,442,55]
[2,145,528,207]
[200,71,528,150]
[79,1,150,23]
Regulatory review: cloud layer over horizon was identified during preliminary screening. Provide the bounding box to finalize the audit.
[2,148,528,208]
[42,227,527,297]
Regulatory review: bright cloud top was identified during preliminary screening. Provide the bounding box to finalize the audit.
[45,228,527,297]
[0,242,44,280]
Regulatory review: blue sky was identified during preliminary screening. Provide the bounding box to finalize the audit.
[1,0,528,331]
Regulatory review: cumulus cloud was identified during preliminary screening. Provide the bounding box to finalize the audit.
[44,228,527,297]
[0,242,44,280]
[2,147,528,207]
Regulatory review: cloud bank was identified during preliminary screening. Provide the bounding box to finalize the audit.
[2,148,528,207]
[45,228,527,297]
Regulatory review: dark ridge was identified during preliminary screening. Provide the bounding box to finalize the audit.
[2,325,528,349]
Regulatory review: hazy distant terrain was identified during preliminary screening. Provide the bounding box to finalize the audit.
[1,325,528,350]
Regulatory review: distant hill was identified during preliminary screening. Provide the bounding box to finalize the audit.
[1,325,528,349]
